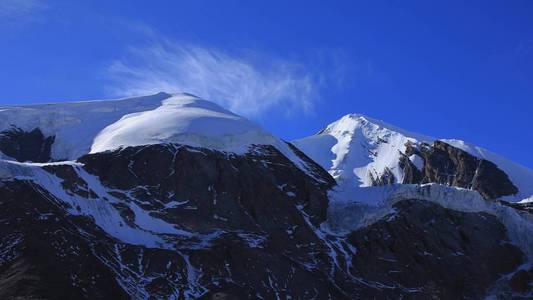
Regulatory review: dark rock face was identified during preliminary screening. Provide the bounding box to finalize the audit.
[370,167,396,186]
[12,144,347,299]
[0,143,526,299]
[78,143,334,228]
[0,127,55,163]
[0,181,128,300]
[400,141,518,199]
[346,200,524,299]
[510,269,533,294]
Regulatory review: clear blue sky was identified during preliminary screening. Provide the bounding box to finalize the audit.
[1,0,532,168]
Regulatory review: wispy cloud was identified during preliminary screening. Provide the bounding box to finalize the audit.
[105,40,320,117]
[0,0,46,24]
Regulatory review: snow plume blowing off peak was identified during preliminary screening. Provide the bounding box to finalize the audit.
[106,42,319,117]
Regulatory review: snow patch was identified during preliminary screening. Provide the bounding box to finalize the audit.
[408,154,424,171]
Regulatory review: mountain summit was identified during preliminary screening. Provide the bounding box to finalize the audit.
[0,93,291,159]
[294,113,533,202]
[0,94,532,299]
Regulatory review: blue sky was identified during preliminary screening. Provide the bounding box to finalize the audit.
[1,0,532,167]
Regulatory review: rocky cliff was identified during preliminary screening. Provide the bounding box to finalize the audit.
[400,140,518,199]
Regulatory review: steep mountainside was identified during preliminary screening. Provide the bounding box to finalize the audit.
[0,94,532,299]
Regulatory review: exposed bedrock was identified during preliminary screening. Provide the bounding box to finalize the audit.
[400,140,518,199]
[0,127,55,163]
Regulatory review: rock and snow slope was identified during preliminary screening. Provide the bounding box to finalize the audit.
[294,114,533,202]
[0,92,172,160]
[443,138,533,201]
[0,92,316,178]
[1,93,533,298]
[294,114,533,292]
[294,114,431,187]
[294,113,533,264]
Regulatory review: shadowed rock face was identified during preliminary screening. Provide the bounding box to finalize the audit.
[0,127,55,163]
[400,141,518,199]
[346,200,524,299]
[77,143,334,228]
[0,143,527,299]
[0,181,128,300]
[370,167,396,186]
[504,201,533,212]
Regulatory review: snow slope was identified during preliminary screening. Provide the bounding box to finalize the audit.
[90,94,280,154]
[294,114,533,202]
[0,92,172,160]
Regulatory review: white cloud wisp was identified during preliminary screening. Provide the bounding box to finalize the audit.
[0,0,46,23]
[106,42,319,117]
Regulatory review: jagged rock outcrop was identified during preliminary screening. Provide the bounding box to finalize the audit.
[0,127,55,163]
[369,167,396,186]
[400,140,518,199]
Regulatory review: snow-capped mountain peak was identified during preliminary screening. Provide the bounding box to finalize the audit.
[0,92,320,180]
[295,113,427,187]
[319,113,432,142]
[0,92,284,157]
[294,113,533,202]
[90,94,277,154]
